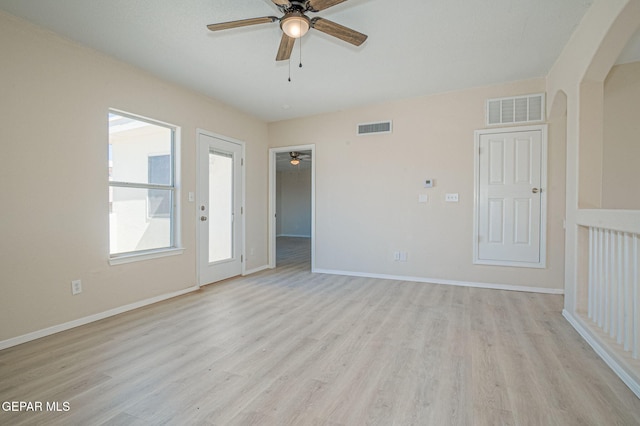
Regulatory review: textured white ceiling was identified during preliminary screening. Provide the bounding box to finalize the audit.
[1,0,636,122]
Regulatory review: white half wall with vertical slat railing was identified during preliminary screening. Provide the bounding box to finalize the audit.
[588,225,638,357]
[567,209,640,398]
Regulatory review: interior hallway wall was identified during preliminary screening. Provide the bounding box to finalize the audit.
[276,168,312,237]
[602,60,640,209]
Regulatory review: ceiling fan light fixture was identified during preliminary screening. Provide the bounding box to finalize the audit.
[290,158,300,165]
[280,12,310,39]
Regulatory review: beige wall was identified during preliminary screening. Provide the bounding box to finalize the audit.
[269,79,566,290]
[0,12,269,342]
[602,61,640,209]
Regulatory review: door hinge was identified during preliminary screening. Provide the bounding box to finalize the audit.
[241,255,243,262]
[241,158,244,166]
[241,207,243,214]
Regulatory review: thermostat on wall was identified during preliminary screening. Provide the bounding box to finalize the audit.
[424,179,434,188]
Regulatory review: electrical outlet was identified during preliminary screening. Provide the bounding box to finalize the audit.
[394,251,408,262]
[445,193,459,202]
[71,280,82,295]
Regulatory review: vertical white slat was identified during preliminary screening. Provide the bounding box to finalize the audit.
[588,226,595,320]
[598,228,605,328]
[609,230,617,339]
[604,229,610,333]
[617,231,624,344]
[594,228,600,325]
[605,229,610,333]
[624,232,632,353]
[633,233,638,359]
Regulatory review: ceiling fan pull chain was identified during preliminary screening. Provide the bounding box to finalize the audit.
[299,38,303,68]
[288,57,291,82]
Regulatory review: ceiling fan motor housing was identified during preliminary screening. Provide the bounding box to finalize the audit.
[280,11,311,38]
[278,1,312,13]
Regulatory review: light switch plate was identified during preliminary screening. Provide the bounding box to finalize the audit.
[445,193,459,202]
[71,280,82,295]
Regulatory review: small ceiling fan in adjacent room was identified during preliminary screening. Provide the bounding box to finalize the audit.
[206,0,368,62]
[289,151,311,165]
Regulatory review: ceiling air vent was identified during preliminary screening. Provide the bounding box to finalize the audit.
[486,93,545,126]
[357,120,392,135]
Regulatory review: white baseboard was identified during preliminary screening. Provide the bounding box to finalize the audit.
[244,264,270,275]
[0,285,200,351]
[313,268,564,295]
[562,310,640,399]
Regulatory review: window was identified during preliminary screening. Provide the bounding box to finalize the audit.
[148,154,171,218]
[108,111,179,260]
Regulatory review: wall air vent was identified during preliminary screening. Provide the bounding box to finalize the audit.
[357,120,392,135]
[486,93,545,126]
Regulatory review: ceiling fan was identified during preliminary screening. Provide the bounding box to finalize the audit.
[289,151,311,165]
[207,0,368,62]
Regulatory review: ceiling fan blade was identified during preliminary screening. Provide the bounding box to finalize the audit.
[271,0,291,6]
[207,16,278,32]
[311,18,367,46]
[276,33,295,61]
[308,0,347,12]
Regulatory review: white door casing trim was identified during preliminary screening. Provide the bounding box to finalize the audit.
[473,125,548,268]
[268,144,316,271]
[196,129,246,286]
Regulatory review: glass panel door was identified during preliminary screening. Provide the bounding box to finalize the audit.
[208,150,233,263]
[197,132,243,285]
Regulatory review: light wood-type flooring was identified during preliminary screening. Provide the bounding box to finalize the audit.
[1,237,639,425]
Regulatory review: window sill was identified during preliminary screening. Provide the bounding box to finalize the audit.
[109,247,185,266]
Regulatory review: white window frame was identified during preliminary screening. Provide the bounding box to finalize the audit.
[108,109,183,265]
[147,153,172,219]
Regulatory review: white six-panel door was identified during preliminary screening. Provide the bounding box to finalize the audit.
[474,126,547,268]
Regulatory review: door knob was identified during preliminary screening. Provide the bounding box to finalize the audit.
[532,188,540,194]
[200,216,208,221]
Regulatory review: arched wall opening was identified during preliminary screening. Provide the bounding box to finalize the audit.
[577,2,640,210]
[553,0,640,398]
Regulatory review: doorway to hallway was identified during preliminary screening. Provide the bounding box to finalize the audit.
[268,145,315,270]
